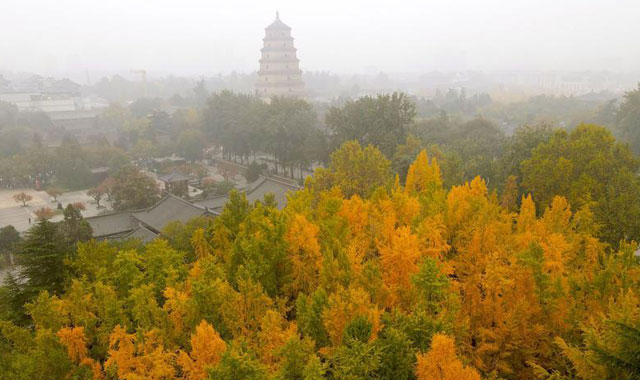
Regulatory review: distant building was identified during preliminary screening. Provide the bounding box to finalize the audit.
[0,75,110,144]
[256,12,305,99]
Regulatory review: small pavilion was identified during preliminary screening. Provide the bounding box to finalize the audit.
[159,171,190,197]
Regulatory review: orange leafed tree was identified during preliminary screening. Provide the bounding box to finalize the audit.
[57,326,103,379]
[405,149,443,194]
[178,320,226,380]
[377,225,423,308]
[285,213,323,296]
[105,325,176,379]
[416,334,481,380]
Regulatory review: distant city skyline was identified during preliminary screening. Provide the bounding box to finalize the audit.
[2,0,640,79]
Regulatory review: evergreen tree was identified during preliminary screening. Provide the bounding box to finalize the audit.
[15,221,70,304]
[59,204,93,245]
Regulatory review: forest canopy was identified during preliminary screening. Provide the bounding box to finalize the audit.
[0,139,638,380]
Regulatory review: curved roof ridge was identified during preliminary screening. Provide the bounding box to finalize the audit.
[264,175,301,189]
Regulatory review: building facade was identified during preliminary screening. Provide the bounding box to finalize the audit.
[256,12,305,99]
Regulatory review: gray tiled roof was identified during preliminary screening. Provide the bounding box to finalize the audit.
[195,176,299,211]
[119,225,158,243]
[86,212,137,238]
[159,171,190,183]
[88,177,299,240]
[133,194,209,232]
[193,194,228,212]
[246,177,298,209]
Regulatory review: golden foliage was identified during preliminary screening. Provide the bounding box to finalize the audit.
[105,325,176,379]
[377,225,423,307]
[286,214,323,296]
[177,320,226,380]
[415,334,481,380]
[323,286,382,346]
[405,150,443,194]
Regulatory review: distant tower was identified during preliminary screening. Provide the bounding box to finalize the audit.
[256,12,305,99]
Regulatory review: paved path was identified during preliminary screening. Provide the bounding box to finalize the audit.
[0,188,112,233]
[0,205,33,232]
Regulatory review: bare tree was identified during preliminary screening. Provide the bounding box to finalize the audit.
[13,192,33,207]
[45,187,62,202]
[87,187,105,208]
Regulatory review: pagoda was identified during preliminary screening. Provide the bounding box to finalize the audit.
[256,12,305,99]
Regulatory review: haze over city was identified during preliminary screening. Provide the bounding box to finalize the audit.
[2,0,640,78]
[2,2,640,379]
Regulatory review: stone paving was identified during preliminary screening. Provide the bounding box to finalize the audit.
[0,188,112,233]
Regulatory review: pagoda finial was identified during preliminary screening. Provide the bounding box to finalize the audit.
[276,11,280,20]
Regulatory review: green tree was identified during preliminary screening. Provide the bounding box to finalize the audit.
[203,90,265,162]
[264,96,318,178]
[228,203,288,297]
[0,225,21,254]
[448,117,505,183]
[313,140,392,198]
[521,124,640,246]
[331,316,382,380]
[0,225,21,268]
[246,161,263,183]
[616,83,640,154]
[376,327,416,380]
[296,290,330,349]
[208,344,269,380]
[178,128,206,162]
[53,135,91,189]
[498,122,554,186]
[12,221,69,308]
[327,92,416,157]
[59,204,93,245]
[111,166,160,211]
[593,320,640,378]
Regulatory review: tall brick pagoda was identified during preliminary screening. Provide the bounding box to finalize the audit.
[256,12,305,99]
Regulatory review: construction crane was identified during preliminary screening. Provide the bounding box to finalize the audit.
[130,69,147,98]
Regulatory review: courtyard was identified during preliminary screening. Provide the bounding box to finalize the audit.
[0,188,112,233]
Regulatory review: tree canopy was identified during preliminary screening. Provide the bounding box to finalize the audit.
[0,141,638,380]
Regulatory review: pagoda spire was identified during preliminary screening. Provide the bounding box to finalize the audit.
[256,12,305,99]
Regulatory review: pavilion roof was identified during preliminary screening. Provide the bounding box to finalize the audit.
[159,171,190,183]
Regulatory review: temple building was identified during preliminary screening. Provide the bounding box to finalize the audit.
[256,12,305,99]
[86,176,299,242]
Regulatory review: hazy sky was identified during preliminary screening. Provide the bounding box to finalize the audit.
[2,0,640,78]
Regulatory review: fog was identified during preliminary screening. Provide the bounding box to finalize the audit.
[2,0,640,78]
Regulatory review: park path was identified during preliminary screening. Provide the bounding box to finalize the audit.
[0,188,112,233]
